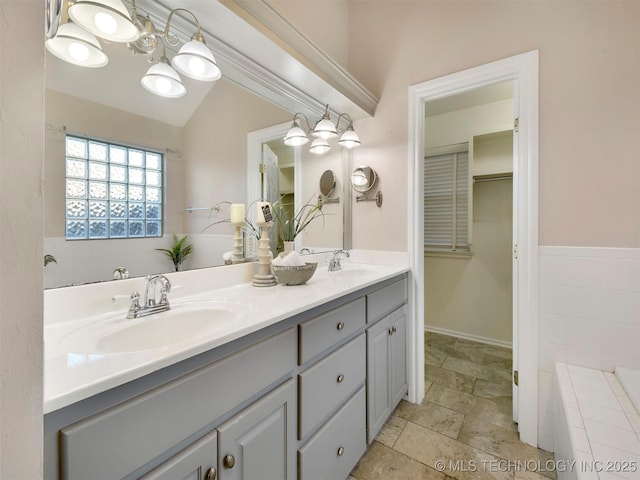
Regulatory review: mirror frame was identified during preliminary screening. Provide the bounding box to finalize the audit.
[351,166,377,193]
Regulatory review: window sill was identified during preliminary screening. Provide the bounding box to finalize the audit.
[424,250,473,259]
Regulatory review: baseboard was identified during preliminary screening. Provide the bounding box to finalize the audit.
[425,325,512,349]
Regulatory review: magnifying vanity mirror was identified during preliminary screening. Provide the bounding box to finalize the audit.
[319,169,340,205]
[320,170,336,197]
[351,166,382,207]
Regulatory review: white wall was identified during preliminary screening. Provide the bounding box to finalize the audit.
[537,247,640,450]
[0,2,44,478]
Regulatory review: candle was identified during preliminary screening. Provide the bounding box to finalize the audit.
[256,201,273,225]
[230,203,245,225]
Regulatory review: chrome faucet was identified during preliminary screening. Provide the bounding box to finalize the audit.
[126,274,172,319]
[328,249,350,272]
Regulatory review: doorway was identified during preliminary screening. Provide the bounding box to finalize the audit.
[407,51,539,446]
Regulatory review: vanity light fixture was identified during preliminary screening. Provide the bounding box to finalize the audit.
[45,22,109,68]
[45,0,221,98]
[140,43,186,98]
[284,104,361,154]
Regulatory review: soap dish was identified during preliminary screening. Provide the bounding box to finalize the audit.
[272,262,317,285]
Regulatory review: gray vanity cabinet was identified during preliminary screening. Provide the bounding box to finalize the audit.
[140,431,218,480]
[365,278,408,444]
[366,306,407,443]
[217,379,296,480]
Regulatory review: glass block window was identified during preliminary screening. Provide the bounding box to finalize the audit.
[65,135,163,240]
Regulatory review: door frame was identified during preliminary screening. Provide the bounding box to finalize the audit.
[407,50,539,446]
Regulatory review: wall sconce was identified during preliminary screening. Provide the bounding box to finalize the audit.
[284,105,361,155]
[45,0,221,98]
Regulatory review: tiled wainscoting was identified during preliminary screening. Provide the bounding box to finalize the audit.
[538,247,640,451]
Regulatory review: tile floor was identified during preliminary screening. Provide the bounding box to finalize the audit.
[350,331,556,480]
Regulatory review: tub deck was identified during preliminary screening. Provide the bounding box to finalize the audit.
[553,363,640,480]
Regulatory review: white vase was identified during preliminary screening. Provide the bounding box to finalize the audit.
[283,241,295,255]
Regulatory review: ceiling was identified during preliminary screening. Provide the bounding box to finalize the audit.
[425,81,514,117]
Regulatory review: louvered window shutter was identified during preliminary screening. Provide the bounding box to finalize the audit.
[424,151,469,251]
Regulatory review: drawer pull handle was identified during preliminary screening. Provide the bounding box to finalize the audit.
[336,322,345,331]
[337,374,345,383]
[337,446,345,457]
[223,454,236,469]
[205,467,217,480]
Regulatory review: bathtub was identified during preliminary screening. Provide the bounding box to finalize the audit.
[615,367,640,414]
[553,363,640,480]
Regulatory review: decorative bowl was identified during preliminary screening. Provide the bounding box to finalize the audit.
[272,262,318,285]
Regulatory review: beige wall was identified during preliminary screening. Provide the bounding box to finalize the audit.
[182,80,290,235]
[0,2,44,478]
[346,1,640,249]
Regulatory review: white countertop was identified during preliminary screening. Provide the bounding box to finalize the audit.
[44,253,409,414]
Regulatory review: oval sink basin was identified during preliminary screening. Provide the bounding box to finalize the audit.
[60,300,243,354]
[97,306,239,353]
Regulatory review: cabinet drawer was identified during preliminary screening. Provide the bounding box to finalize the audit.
[60,327,296,480]
[298,387,366,480]
[299,297,365,365]
[298,334,365,440]
[366,277,407,324]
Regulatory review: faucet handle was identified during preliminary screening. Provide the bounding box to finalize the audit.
[126,291,141,319]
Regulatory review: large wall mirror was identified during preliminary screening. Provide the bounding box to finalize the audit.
[44,0,356,288]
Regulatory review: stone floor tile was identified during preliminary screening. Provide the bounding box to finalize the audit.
[404,401,465,439]
[426,348,448,367]
[457,417,541,464]
[394,422,513,480]
[482,352,513,371]
[351,441,446,480]
[442,356,511,383]
[473,378,513,399]
[425,364,476,394]
[376,414,407,448]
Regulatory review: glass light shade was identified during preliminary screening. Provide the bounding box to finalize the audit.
[309,138,331,155]
[45,23,109,68]
[140,61,186,98]
[284,126,309,146]
[312,117,337,139]
[338,127,361,149]
[351,170,368,186]
[171,39,221,81]
[68,0,139,43]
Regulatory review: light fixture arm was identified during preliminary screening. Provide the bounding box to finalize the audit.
[159,8,204,47]
[291,112,313,133]
[335,112,355,134]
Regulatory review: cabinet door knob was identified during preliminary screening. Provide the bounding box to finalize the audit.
[223,454,236,469]
[337,374,345,383]
[337,446,345,457]
[392,325,397,333]
[205,467,217,480]
[336,322,345,331]
[388,327,393,335]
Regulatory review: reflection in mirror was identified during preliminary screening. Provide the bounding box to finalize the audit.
[351,166,377,193]
[319,170,336,197]
[247,123,347,254]
[45,53,291,288]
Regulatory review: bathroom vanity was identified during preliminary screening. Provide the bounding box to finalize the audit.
[43,258,409,480]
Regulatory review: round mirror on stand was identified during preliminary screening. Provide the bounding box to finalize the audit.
[319,169,340,204]
[351,166,382,207]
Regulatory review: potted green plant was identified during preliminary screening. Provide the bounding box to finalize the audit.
[44,254,57,267]
[156,234,193,271]
[271,196,324,253]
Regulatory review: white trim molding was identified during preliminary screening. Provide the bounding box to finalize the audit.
[408,50,539,447]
